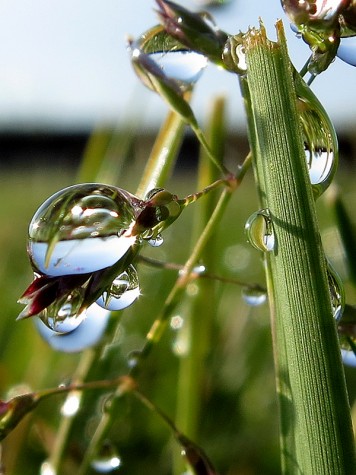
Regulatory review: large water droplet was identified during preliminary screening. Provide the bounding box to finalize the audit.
[131,26,207,91]
[28,184,142,276]
[242,286,267,306]
[39,288,86,334]
[337,36,356,66]
[296,77,338,197]
[96,265,140,311]
[245,209,275,253]
[327,262,345,321]
[36,303,111,353]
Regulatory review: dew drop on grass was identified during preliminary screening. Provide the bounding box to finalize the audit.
[148,234,164,247]
[40,461,56,475]
[60,391,81,417]
[242,287,267,306]
[245,209,275,253]
[96,265,140,311]
[327,262,345,321]
[28,184,141,276]
[296,78,338,197]
[36,303,111,353]
[91,443,121,473]
[39,289,86,334]
[147,50,208,87]
[131,25,208,91]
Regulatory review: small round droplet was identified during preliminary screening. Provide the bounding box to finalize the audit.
[39,289,86,334]
[245,209,275,253]
[148,234,164,247]
[91,442,121,473]
[127,350,141,369]
[327,262,345,321]
[60,391,81,417]
[36,303,111,353]
[28,184,141,276]
[242,287,267,306]
[341,348,356,367]
[96,265,140,311]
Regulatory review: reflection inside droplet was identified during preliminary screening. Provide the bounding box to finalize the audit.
[245,209,275,253]
[148,51,208,86]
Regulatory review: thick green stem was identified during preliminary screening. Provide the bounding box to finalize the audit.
[243,21,355,474]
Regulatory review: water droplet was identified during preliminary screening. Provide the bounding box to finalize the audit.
[242,287,267,306]
[146,50,208,87]
[60,391,81,417]
[337,36,356,66]
[222,34,247,74]
[245,209,275,253]
[39,288,86,333]
[91,443,121,473]
[96,265,140,311]
[28,184,142,276]
[131,26,207,91]
[36,303,111,353]
[127,350,141,369]
[281,0,345,26]
[341,348,356,366]
[296,79,338,197]
[148,234,164,247]
[40,461,56,475]
[327,262,345,321]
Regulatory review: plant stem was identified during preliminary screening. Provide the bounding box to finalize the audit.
[173,96,226,474]
[243,21,356,474]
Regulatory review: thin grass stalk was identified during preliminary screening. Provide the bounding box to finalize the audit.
[243,21,355,474]
[173,97,226,474]
[136,110,186,199]
[47,111,185,474]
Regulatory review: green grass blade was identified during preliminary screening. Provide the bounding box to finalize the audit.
[243,21,356,475]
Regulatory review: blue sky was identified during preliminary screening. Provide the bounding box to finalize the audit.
[0,0,355,132]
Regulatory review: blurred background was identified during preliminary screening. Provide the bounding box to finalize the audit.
[0,1,355,474]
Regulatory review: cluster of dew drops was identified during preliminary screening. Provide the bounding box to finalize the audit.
[19,184,174,352]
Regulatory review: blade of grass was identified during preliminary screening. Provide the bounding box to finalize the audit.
[173,96,226,474]
[243,21,355,474]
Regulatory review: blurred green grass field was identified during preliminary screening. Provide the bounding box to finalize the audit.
[0,159,355,474]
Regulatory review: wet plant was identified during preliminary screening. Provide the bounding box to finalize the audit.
[2,0,356,474]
